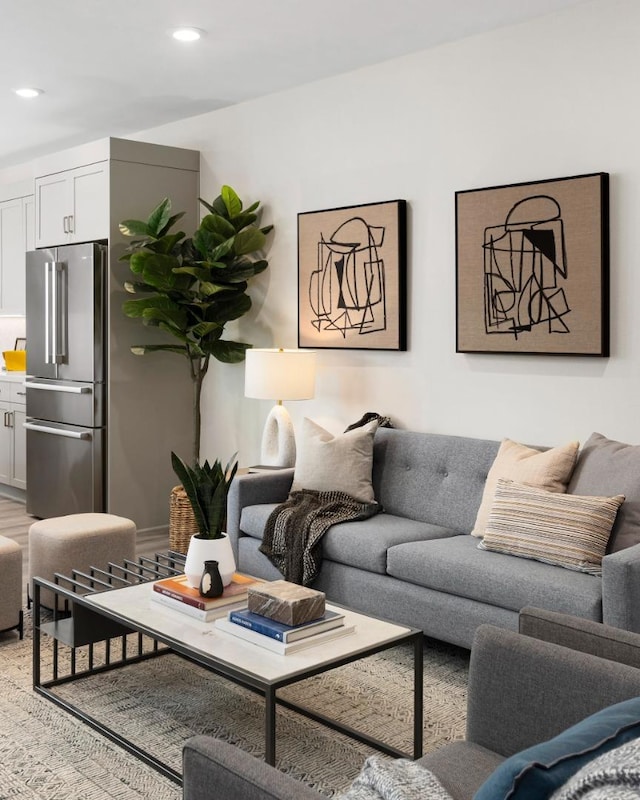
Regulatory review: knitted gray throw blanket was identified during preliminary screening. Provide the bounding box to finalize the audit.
[259,489,380,586]
[338,756,453,800]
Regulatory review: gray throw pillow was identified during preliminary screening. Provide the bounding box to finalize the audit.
[569,433,640,552]
[292,418,378,503]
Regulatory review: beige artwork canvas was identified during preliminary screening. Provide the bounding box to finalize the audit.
[456,173,609,356]
[298,200,407,350]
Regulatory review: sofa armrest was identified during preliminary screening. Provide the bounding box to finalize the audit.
[466,624,640,758]
[519,606,640,667]
[601,541,640,632]
[227,470,294,556]
[183,735,321,800]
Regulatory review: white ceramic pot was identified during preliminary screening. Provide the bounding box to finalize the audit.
[184,533,236,589]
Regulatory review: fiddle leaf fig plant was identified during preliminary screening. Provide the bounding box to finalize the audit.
[171,452,238,539]
[119,186,273,465]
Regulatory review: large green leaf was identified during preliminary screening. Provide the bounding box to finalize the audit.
[200,214,236,239]
[229,212,257,232]
[199,281,236,296]
[119,219,151,237]
[199,196,228,217]
[158,212,186,238]
[123,295,187,327]
[172,266,212,281]
[147,198,172,237]
[211,292,252,323]
[146,232,185,255]
[130,344,188,356]
[208,259,267,283]
[123,280,157,294]
[221,185,242,218]
[129,251,177,279]
[206,340,251,363]
[191,321,222,338]
[210,238,235,262]
[234,227,266,255]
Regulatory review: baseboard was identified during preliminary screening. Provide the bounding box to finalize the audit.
[0,485,26,503]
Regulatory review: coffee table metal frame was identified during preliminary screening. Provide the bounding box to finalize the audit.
[32,552,424,786]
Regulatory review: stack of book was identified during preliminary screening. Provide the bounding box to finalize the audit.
[214,581,354,654]
[151,573,263,621]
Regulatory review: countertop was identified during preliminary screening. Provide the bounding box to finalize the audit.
[0,371,27,383]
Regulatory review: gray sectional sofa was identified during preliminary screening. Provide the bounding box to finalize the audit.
[228,429,640,649]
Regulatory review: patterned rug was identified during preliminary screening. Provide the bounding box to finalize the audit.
[0,612,469,799]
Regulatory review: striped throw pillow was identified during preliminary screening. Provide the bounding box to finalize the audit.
[479,479,625,574]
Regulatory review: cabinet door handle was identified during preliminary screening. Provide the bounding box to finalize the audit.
[3,412,9,427]
[68,214,74,233]
[63,215,68,233]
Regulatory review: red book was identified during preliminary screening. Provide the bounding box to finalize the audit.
[153,573,261,611]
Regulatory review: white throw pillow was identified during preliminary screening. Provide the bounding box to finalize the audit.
[292,418,378,503]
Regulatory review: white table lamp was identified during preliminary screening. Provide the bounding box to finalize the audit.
[245,348,316,467]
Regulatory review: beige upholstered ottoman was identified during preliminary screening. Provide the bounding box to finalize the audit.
[29,513,136,609]
[0,535,23,638]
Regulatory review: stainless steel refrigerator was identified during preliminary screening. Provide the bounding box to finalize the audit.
[25,242,106,518]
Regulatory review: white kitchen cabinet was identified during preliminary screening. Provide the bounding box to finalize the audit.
[0,380,26,491]
[0,194,32,314]
[35,161,108,248]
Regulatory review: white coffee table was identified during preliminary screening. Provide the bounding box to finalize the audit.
[33,569,423,785]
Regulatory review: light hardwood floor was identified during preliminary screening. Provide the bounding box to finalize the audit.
[0,496,171,602]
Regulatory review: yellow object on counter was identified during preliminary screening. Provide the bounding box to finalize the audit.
[3,350,26,371]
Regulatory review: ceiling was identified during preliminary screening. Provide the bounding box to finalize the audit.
[1,0,590,171]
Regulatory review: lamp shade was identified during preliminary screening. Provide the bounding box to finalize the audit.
[245,349,316,401]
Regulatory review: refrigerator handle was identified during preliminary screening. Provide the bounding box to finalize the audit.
[49,261,66,365]
[24,421,91,440]
[45,261,51,363]
[25,382,91,394]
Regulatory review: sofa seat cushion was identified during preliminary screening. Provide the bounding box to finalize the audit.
[419,741,504,800]
[240,504,462,574]
[387,535,602,619]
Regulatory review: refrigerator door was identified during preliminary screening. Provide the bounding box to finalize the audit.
[26,243,105,383]
[25,419,104,518]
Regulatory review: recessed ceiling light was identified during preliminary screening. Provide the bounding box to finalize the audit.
[14,87,44,99]
[171,27,204,42]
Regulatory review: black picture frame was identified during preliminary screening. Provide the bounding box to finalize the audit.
[298,199,407,351]
[455,172,609,356]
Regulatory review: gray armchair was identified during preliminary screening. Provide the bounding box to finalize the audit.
[182,608,640,800]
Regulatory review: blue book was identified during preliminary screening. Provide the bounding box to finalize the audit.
[227,608,345,642]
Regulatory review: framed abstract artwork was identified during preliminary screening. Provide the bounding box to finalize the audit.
[298,200,407,350]
[456,172,609,356]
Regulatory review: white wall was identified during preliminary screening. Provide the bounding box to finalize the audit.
[124,0,640,463]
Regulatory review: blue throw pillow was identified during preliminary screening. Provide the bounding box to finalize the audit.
[473,697,640,800]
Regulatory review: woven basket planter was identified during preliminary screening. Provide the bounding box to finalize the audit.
[169,485,199,554]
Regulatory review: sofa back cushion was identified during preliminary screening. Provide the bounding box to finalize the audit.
[569,432,640,553]
[371,429,500,532]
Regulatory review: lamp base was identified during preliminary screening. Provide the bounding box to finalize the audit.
[260,405,296,467]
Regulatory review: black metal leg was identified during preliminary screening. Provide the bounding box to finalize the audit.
[32,584,41,689]
[18,609,24,640]
[413,633,424,759]
[265,687,276,766]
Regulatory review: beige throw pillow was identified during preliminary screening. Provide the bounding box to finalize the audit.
[471,438,579,537]
[479,479,624,575]
[291,418,378,503]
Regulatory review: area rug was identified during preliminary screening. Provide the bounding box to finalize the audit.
[0,612,468,798]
